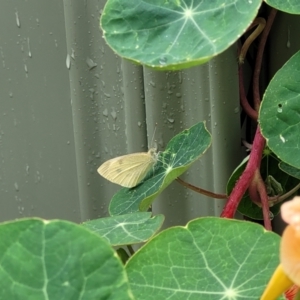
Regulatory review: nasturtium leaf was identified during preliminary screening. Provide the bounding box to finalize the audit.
[82,212,164,246]
[227,152,299,220]
[279,161,300,180]
[265,0,300,14]
[126,217,280,300]
[100,0,262,70]
[259,50,300,169]
[0,218,132,300]
[109,122,211,216]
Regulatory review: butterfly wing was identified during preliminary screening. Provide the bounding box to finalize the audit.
[98,150,157,188]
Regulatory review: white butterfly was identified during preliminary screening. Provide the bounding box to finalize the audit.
[97,148,158,188]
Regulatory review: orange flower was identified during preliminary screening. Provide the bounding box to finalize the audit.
[261,197,300,300]
[281,197,300,287]
[281,197,300,231]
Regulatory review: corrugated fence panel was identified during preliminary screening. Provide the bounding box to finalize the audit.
[0,0,80,221]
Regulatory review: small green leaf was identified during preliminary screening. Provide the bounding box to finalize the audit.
[259,50,300,169]
[109,122,211,216]
[265,175,283,196]
[100,0,262,70]
[0,218,132,300]
[126,217,280,300]
[265,0,300,14]
[279,161,300,180]
[82,212,164,246]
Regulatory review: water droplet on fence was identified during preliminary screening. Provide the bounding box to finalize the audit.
[102,109,108,117]
[27,38,32,58]
[66,54,71,69]
[24,64,28,76]
[15,12,20,27]
[110,108,117,120]
[14,182,19,192]
[149,81,156,88]
[71,48,75,60]
[86,57,97,70]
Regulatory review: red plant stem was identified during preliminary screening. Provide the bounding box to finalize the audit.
[255,170,272,230]
[253,8,277,111]
[248,174,261,204]
[220,126,265,218]
[239,66,258,121]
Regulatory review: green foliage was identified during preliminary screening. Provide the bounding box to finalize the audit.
[1,1,300,299]
[279,162,300,180]
[227,152,299,220]
[265,0,300,14]
[259,51,300,169]
[101,0,261,70]
[82,212,164,246]
[109,122,211,215]
[0,217,284,300]
[0,219,132,300]
[126,218,280,299]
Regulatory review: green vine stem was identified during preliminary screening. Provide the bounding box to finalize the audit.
[238,17,266,65]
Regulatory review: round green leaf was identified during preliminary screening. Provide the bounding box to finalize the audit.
[259,50,300,169]
[279,161,300,180]
[265,0,300,14]
[126,217,280,300]
[100,0,262,70]
[0,218,132,300]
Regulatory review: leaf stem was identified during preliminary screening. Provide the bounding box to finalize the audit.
[255,170,272,230]
[239,65,258,120]
[253,8,277,111]
[268,182,300,206]
[239,17,266,65]
[176,178,227,199]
